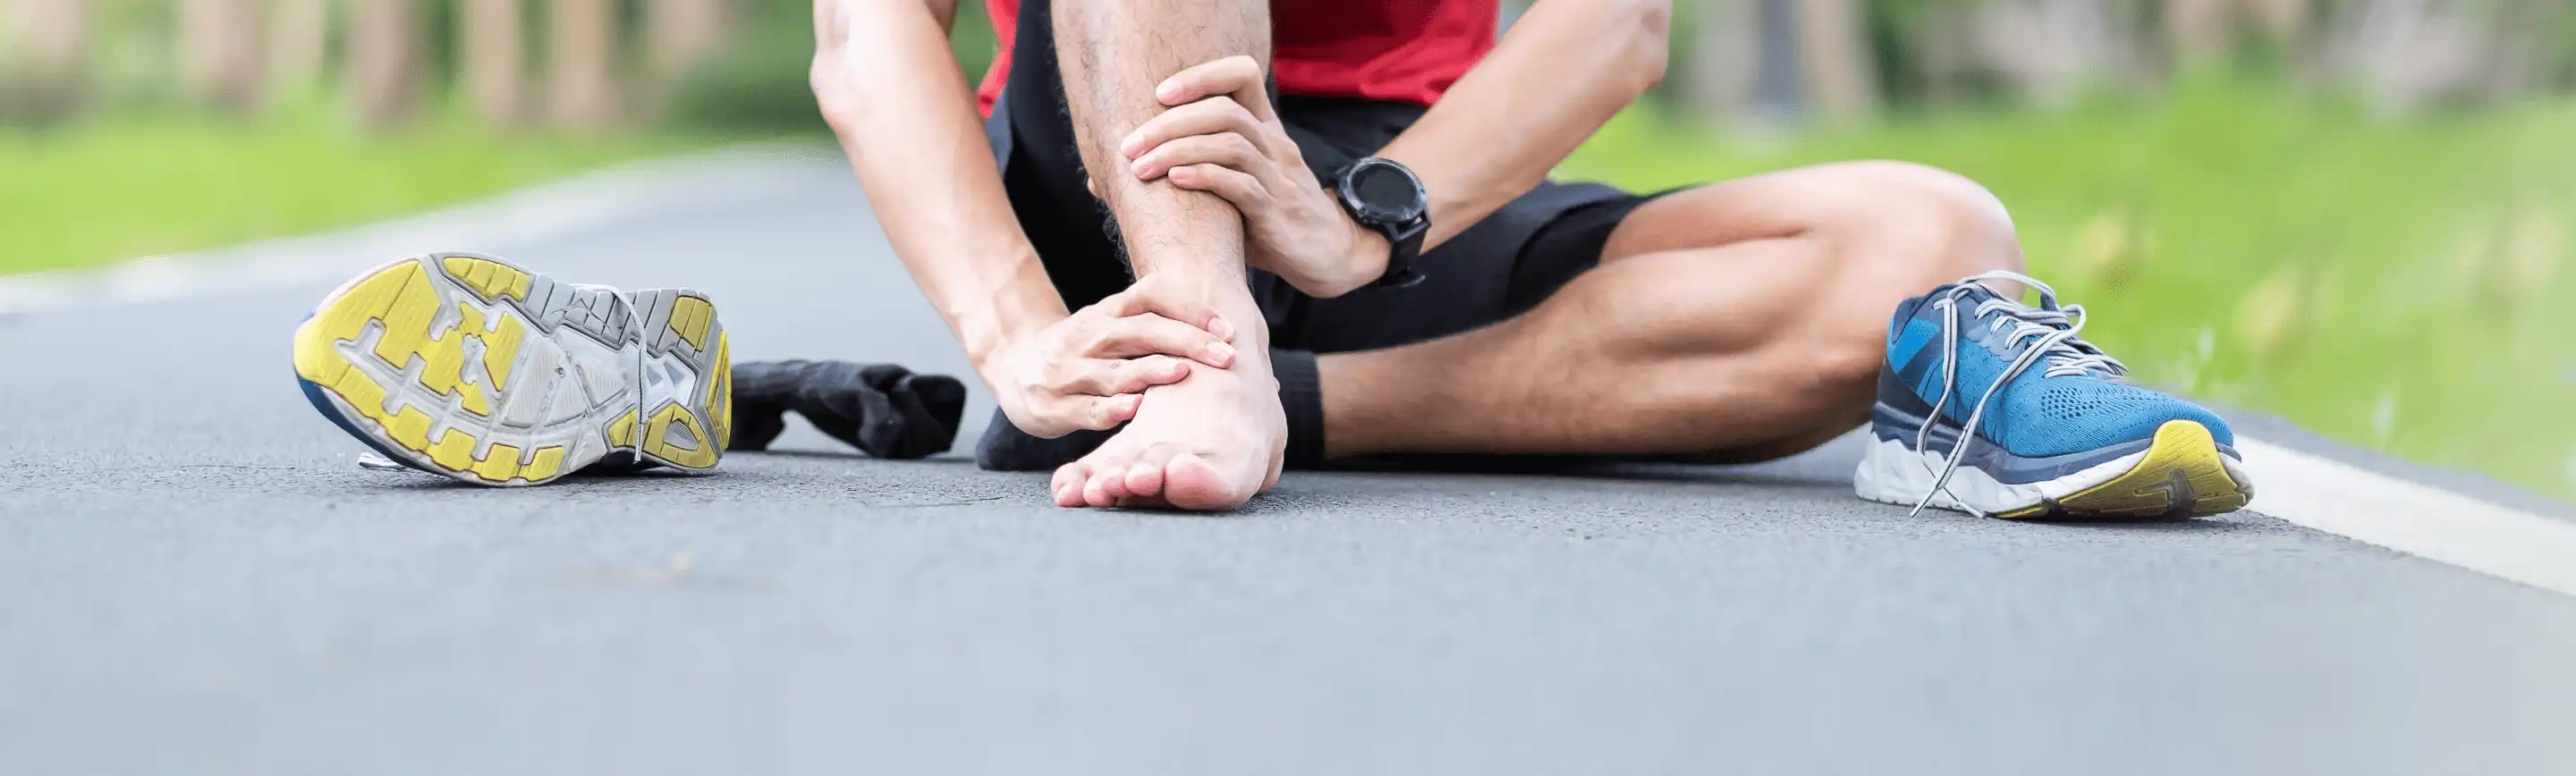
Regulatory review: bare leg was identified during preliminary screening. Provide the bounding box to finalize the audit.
[1321,161,2026,461]
[1046,0,1284,509]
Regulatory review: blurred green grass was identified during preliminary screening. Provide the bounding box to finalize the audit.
[0,105,695,276]
[1566,80,2576,501]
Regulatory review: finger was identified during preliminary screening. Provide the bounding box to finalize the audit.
[1114,356,1196,393]
[1072,392,1144,431]
[1134,133,1267,181]
[1168,164,1272,211]
[1096,314,1237,367]
[1120,97,1262,161]
[1154,55,1273,122]
[1062,355,1192,396]
[1095,279,1235,342]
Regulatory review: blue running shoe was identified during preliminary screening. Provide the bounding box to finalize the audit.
[1856,271,2253,519]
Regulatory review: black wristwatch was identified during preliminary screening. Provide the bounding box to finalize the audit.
[1330,156,1430,289]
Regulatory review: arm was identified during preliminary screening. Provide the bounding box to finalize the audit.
[810,0,1234,437]
[1380,0,1672,249]
[809,0,1055,369]
[1118,0,1671,297]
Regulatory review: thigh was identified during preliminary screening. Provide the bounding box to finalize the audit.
[1598,160,2010,263]
[1311,164,1898,356]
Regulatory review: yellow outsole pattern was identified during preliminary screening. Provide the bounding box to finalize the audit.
[294,257,572,485]
[1995,419,2253,519]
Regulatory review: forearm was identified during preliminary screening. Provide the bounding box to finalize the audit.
[1377,0,1670,249]
[815,0,1066,371]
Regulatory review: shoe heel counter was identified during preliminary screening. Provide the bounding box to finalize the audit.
[627,289,725,471]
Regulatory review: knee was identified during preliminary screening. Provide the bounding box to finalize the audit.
[1823,161,2022,277]
[1798,163,2022,398]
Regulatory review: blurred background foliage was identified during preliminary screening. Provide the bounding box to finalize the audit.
[2,0,2572,501]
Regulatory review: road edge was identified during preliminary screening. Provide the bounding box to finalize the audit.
[0,142,839,316]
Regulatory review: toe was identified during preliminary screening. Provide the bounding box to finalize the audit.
[1051,462,1090,507]
[1161,452,1253,511]
[1084,467,1129,507]
[1121,443,1181,499]
[1123,461,1165,501]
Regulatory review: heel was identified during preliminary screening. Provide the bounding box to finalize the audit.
[624,289,729,471]
[1854,432,1938,508]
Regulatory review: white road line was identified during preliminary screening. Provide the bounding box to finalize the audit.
[2240,438,2576,597]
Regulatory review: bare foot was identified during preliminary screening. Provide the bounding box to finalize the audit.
[1048,345,1285,510]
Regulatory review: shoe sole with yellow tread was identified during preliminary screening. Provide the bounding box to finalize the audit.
[292,252,730,485]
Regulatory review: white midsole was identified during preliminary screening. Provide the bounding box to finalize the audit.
[1853,436,2151,514]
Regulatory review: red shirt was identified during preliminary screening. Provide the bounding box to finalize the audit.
[976,0,1496,117]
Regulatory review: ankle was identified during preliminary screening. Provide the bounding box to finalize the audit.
[1129,269,1272,348]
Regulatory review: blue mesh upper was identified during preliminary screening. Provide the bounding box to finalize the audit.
[1883,285,2233,459]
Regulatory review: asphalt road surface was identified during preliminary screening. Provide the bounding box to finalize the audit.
[5,155,2575,775]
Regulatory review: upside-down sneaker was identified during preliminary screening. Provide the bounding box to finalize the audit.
[1854,270,2253,519]
[291,252,733,485]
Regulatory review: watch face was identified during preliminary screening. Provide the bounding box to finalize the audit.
[1346,160,1427,223]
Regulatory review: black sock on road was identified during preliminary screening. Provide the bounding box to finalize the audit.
[728,360,968,460]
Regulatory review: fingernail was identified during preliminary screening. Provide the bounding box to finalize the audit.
[1210,316,1236,341]
[1208,341,1236,365]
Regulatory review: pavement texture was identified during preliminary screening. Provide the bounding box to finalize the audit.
[4,156,2575,775]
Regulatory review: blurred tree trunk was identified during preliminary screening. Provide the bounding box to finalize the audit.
[1794,0,1876,120]
[267,0,330,95]
[2166,0,2230,63]
[461,0,524,127]
[2172,0,2315,63]
[2325,0,2492,115]
[548,0,621,131]
[2,0,92,122]
[1685,0,1760,120]
[348,0,424,127]
[1896,2,1977,105]
[645,0,725,85]
[2251,0,2311,45]
[179,0,266,113]
[1978,0,2125,107]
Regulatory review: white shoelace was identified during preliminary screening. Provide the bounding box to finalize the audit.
[1910,270,2127,517]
